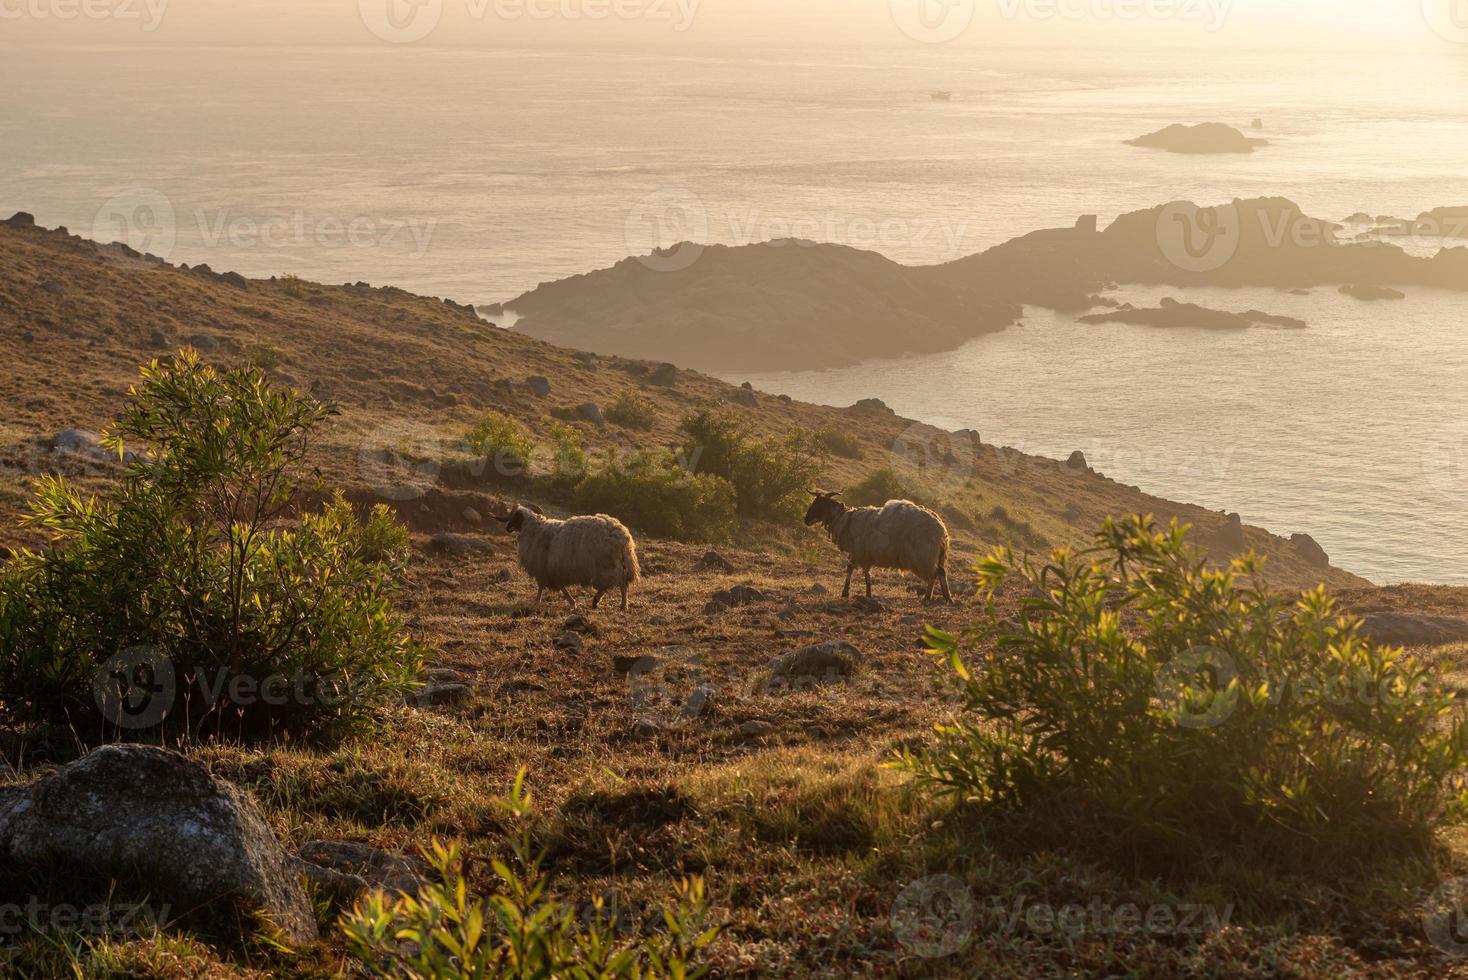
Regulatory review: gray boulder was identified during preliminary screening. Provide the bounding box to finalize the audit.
[429,533,494,556]
[526,376,552,397]
[0,746,317,944]
[767,641,863,682]
[576,402,605,425]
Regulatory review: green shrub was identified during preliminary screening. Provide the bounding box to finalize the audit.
[0,350,422,742]
[679,411,821,524]
[904,516,1468,870]
[845,467,919,508]
[543,419,587,488]
[341,771,718,979]
[813,426,864,460]
[606,390,657,431]
[574,451,736,543]
[464,412,534,476]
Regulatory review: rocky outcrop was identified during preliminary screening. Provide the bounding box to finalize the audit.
[1125,123,1267,154]
[1080,297,1306,331]
[1339,284,1406,301]
[0,746,318,945]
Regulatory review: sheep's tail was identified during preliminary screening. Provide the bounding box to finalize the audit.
[622,537,642,584]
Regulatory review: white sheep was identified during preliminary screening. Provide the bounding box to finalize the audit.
[495,506,641,610]
[803,491,953,603]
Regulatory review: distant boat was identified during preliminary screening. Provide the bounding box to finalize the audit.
[930,90,953,102]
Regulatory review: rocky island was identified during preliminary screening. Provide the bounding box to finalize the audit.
[1124,122,1269,154]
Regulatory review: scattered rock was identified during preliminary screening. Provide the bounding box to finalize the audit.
[706,584,767,614]
[849,596,889,615]
[576,402,605,425]
[420,667,466,685]
[429,533,494,556]
[767,641,863,681]
[495,568,515,583]
[563,614,598,635]
[20,331,33,343]
[1291,532,1329,568]
[296,840,431,906]
[0,746,318,944]
[406,683,472,707]
[1065,450,1090,473]
[806,583,829,596]
[221,271,249,289]
[463,506,483,525]
[739,720,774,738]
[697,551,736,573]
[525,376,552,397]
[649,615,670,626]
[849,397,892,414]
[554,631,585,652]
[733,388,758,407]
[41,279,64,295]
[633,718,662,737]
[680,684,717,719]
[648,363,679,386]
[1339,284,1406,301]
[187,333,222,353]
[613,654,659,676]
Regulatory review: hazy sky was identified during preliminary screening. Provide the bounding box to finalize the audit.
[0,0,1459,50]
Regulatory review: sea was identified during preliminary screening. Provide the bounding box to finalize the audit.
[3,41,1467,583]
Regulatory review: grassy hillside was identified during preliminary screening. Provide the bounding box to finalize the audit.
[2,216,1467,978]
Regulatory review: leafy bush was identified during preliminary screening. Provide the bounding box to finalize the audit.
[574,451,736,543]
[543,419,587,489]
[342,772,718,979]
[606,390,657,431]
[845,467,919,508]
[813,426,864,460]
[464,412,534,475]
[905,516,1468,870]
[0,350,422,741]
[679,411,821,524]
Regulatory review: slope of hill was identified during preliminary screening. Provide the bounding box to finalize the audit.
[8,214,1468,977]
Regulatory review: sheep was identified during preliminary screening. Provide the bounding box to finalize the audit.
[493,505,641,610]
[803,490,953,603]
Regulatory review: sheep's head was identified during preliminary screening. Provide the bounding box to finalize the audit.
[804,490,845,528]
[489,504,531,534]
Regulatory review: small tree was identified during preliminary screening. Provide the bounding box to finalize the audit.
[904,516,1468,870]
[0,350,422,742]
[679,411,821,524]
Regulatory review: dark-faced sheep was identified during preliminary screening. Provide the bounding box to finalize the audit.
[803,491,953,603]
[494,506,641,610]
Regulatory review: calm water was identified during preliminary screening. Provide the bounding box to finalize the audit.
[2,43,1467,581]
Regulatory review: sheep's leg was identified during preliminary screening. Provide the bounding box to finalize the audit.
[922,576,936,603]
[864,568,873,598]
[561,588,578,609]
[619,585,629,611]
[940,569,955,604]
[535,584,545,604]
[841,562,855,598]
[592,589,605,610]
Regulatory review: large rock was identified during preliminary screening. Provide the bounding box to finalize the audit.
[1339,283,1406,301]
[1291,532,1329,568]
[0,746,317,944]
[767,641,863,682]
